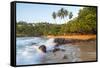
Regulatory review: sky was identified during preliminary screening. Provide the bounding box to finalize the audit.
[16,3,83,24]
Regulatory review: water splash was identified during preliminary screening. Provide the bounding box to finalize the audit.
[16,37,81,65]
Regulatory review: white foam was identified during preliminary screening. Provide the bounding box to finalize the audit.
[40,38,57,51]
[16,37,43,46]
[16,37,81,65]
[17,44,47,65]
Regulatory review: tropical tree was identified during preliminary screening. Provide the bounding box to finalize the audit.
[69,12,73,19]
[52,12,57,23]
[57,8,68,22]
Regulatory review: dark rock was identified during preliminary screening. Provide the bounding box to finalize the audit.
[31,43,36,45]
[61,49,66,52]
[53,48,61,53]
[63,55,68,59]
[53,48,66,53]
[54,38,72,45]
[39,45,46,53]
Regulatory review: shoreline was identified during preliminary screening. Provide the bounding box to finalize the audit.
[16,34,96,41]
[16,35,97,62]
[71,40,96,61]
[46,34,96,40]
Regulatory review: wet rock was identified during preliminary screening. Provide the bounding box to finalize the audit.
[54,38,72,45]
[31,43,36,45]
[53,48,61,53]
[63,55,68,59]
[53,48,66,53]
[61,49,66,52]
[39,45,46,53]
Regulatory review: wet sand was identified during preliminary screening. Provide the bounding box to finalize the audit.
[46,35,97,62]
[47,35,96,40]
[45,44,81,63]
[46,40,97,63]
[72,40,97,61]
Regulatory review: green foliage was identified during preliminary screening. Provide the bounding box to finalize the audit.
[16,7,97,37]
[77,7,97,34]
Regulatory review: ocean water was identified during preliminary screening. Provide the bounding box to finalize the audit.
[16,37,81,65]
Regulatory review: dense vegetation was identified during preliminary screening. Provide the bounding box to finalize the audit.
[16,7,97,37]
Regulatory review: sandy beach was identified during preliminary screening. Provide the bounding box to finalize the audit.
[71,40,96,61]
[16,35,97,65]
[47,35,97,62]
[47,35,96,40]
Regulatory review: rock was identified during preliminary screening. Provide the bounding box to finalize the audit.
[39,45,46,53]
[54,38,72,45]
[61,49,66,52]
[31,43,36,45]
[53,48,61,53]
[63,55,68,59]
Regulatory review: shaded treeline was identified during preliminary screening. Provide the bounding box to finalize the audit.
[16,7,97,37]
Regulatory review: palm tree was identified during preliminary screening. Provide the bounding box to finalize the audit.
[57,8,68,23]
[64,10,68,17]
[52,12,57,23]
[69,12,73,19]
[57,8,64,19]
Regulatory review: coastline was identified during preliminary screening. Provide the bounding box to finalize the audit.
[16,35,97,63]
[16,34,96,40]
[46,34,96,40]
[46,34,97,61]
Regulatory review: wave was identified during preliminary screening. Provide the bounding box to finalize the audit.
[16,37,81,65]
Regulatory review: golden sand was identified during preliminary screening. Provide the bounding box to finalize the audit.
[47,35,96,40]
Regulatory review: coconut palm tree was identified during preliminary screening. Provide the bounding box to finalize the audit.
[57,8,68,23]
[69,12,73,19]
[52,12,57,23]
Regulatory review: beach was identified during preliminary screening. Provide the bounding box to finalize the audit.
[73,40,96,61]
[47,35,96,40]
[16,35,97,65]
[47,34,97,62]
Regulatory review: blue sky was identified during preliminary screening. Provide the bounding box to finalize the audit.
[16,3,83,24]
